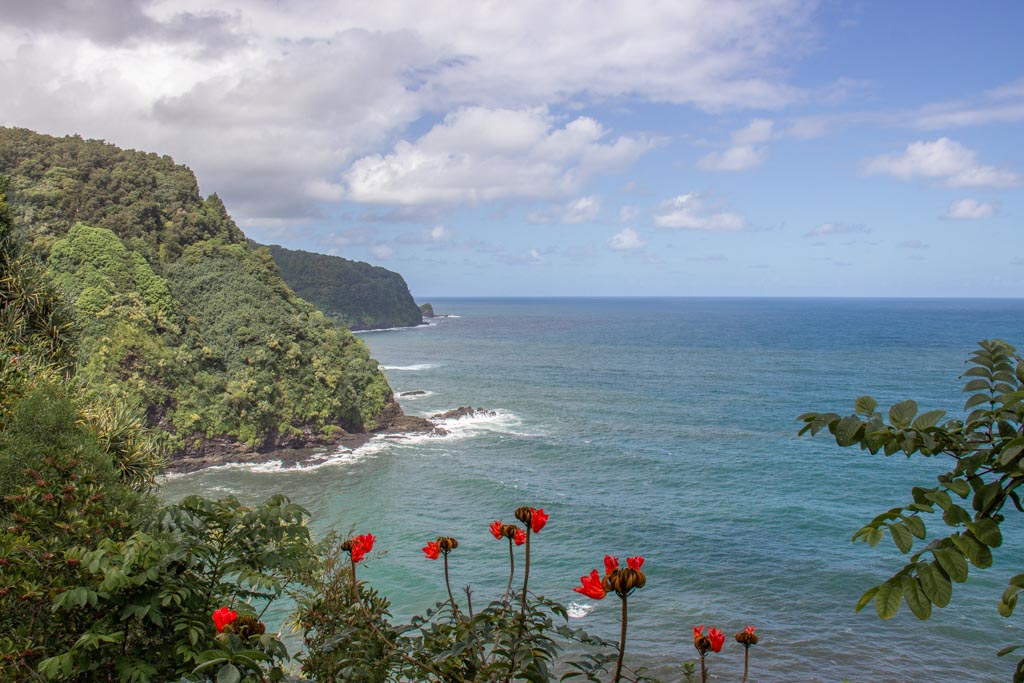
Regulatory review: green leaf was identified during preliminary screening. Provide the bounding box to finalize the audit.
[874,580,903,619]
[867,527,884,547]
[934,546,969,583]
[919,562,952,607]
[952,532,993,568]
[966,518,1003,548]
[962,366,993,379]
[835,415,863,447]
[964,393,993,410]
[855,395,878,417]
[889,523,913,553]
[912,410,945,431]
[901,575,932,620]
[217,664,242,683]
[998,644,1024,657]
[889,400,918,428]
[963,378,992,392]
[904,515,926,539]
[856,586,879,612]
[947,479,970,498]
[1000,439,1024,466]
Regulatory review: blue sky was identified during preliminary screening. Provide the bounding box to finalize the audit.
[1,1,1021,297]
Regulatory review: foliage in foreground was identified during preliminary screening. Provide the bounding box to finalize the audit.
[800,339,1024,679]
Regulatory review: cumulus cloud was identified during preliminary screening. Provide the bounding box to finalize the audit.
[529,195,602,224]
[944,198,999,220]
[0,0,814,224]
[370,243,395,260]
[607,227,646,251]
[653,194,746,232]
[805,222,869,237]
[864,138,1021,188]
[698,118,774,171]
[343,107,651,204]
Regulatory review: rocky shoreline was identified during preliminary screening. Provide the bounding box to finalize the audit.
[162,402,495,475]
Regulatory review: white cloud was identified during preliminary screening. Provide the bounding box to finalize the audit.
[343,107,651,204]
[698,118,774,171]
[864,138,1021,188]
[653,194,746,232]
[805,222,869,237]
[607,227,646,251]
[618,205,641,223]
[427,225,455,241]
[370,244,395,260]
[0,0,815,224]
[528,195,603,224]
[944,198,999,220]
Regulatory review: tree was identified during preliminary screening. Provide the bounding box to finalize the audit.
[799,339,1024,678]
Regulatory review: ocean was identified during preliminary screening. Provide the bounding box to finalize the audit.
[159,297,1024,682]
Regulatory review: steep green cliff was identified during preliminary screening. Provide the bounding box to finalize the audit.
[262,243,424,330]
[0,127,395,457]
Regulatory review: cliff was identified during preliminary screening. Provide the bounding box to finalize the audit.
[0,127,399,458]
[260,243,424,330]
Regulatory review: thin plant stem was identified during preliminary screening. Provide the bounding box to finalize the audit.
[503,537,515,603]
[520,527,532,617]
[613,594,628,683]
[700,651,707,683]
[348,556,450,681]
[443,552,459,620]
[741,644,749,683]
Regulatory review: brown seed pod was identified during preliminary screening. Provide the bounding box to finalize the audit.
[437,536,459,553]
[514,506,534,526]
[499,524,519,539]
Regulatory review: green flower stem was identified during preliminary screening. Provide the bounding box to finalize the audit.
[503,536,515,603]
[613,594,628,683]
[443,552,459,619]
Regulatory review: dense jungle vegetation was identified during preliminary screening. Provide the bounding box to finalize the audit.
[262,243,424,331]
[0,128,394,457]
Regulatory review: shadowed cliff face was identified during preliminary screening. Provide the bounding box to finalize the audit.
[261,242,424,331]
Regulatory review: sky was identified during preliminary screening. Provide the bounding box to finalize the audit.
[1,1,1022,297]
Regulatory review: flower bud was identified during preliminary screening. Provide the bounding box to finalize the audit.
[601,567,646,597]
[514,506,534,525]
[499,524,519,539]
[437,536,459,553]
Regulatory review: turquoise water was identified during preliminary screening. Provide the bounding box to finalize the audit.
[160,298,1024,682]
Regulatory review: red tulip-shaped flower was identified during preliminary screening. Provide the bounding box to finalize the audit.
[604,554,619,575]
[573,569,607,600]
[212,607,238,633]
[490,520,503,539]
[708,627,725,653]
[513,528,526,545]
[531,508,549,533]
[627,556,644,570]
[423,540,440,560]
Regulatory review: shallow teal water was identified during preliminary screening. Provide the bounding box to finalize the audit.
[160,298,1024,682]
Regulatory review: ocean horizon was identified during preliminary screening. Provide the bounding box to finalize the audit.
[161,297,1024,682]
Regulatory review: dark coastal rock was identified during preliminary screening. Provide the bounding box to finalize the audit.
[431,406,496,421]
[400,390,427,396]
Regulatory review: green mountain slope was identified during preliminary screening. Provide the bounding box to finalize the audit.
[0,127,395,458]
[262,243,424,330]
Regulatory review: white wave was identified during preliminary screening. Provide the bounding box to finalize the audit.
[381,363,437,371]
[354,322,435,334]
[566,602,594,619]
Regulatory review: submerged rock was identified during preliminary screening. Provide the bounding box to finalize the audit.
[431,406,496,420]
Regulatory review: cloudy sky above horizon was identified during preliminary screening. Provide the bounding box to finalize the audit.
[1,0,1022,297]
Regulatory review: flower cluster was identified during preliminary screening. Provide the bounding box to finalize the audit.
[489,520,526,545]
[574,554,646,600]
[341,533,376,563]
[423,535,458,560]
[513,506,549,533]
[212,607,238,633]
[693,624,725,654]
[736,625,758,646]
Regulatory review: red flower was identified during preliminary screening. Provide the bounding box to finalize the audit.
[708,628,725,653]
[531,508,549,533]
[355,533,376,553]
[490,520,503,539]
[626,556,644,570]
[743,625,756,635]
[212,607,238,632]
[693,624,705,644]
[423,540,440,560]
[604,554,619,576]
[513,528,526,546]
[573,569,607,600]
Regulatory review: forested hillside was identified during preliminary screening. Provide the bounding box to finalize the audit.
[262,243,424,330]
[0,127,394,457]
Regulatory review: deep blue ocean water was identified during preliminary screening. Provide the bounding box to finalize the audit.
[160,298,1024,682]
